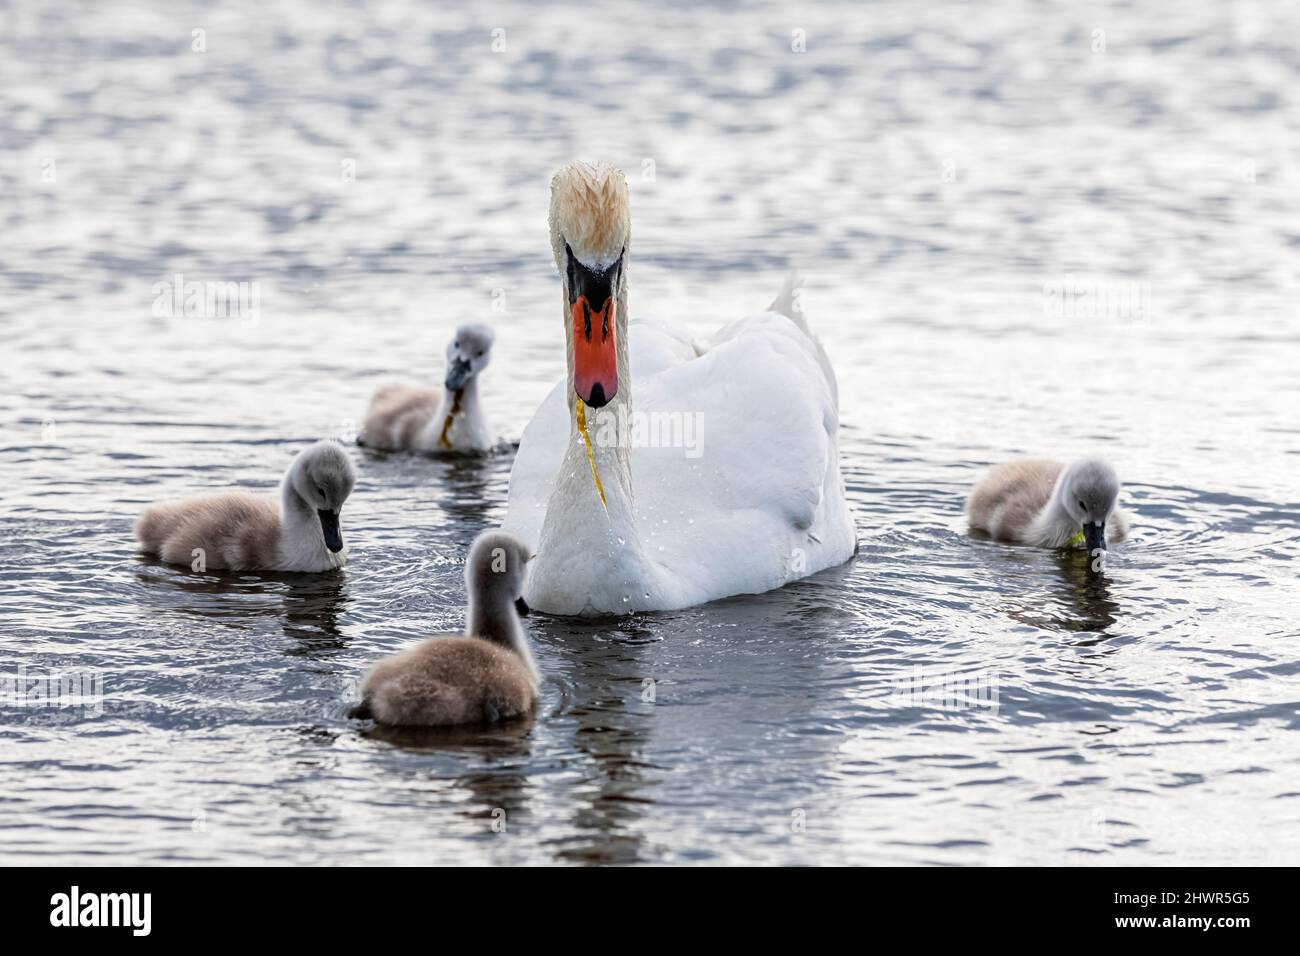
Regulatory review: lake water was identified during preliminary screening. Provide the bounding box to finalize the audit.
[2,0,1298,864]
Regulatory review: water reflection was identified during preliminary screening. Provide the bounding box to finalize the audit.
[535,615,660,864]
[1049,550,1121,641]
[998,548,1120,638]
[432,451,509,523]
[363,716,535,753]
[364,717,537,849]
[359,445,511,524]
[281,574,349,654]
[134,557,352,651]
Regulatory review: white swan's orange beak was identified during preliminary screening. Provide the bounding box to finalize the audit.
[566,243,621,408]
[572,297,617,407]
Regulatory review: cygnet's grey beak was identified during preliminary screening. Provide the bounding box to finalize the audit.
[1083,520,1106,554]
[318,508,344,553]
[445,356,472,391]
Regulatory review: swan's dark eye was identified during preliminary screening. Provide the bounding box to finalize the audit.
[476,350,483,357]
[454,341,459,348]
[317,486,326,499]
[1078,499,1087,511]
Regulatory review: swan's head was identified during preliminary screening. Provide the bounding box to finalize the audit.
[1059,458,1121,552]
[289,440,357,554]
[549,161,629,409]
[466,529,533,617]
[444,322,494,391]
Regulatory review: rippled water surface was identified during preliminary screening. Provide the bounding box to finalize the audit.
[3,0,1299,864]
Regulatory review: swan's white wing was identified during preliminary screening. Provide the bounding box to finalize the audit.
[630,311,852,603]
[501,378,567,550]
[630,316,704,374]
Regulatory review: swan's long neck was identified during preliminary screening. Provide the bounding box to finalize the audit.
[1028,466,1082,548]
[436,377,479,446]
[563,275,634,507]
[278,466,343,570]
[530,263,662,613]
[278,474,325,566]
[468,590,539,684]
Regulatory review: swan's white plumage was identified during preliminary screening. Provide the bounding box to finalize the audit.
[504,161,853,615]
[504,300,855,615]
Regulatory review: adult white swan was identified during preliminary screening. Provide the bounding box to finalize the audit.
[503,161,855,615]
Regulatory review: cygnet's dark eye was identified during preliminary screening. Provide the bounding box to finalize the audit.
[1078,499,1087,511]
[454,341,459,348]
[317,486,326,499]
